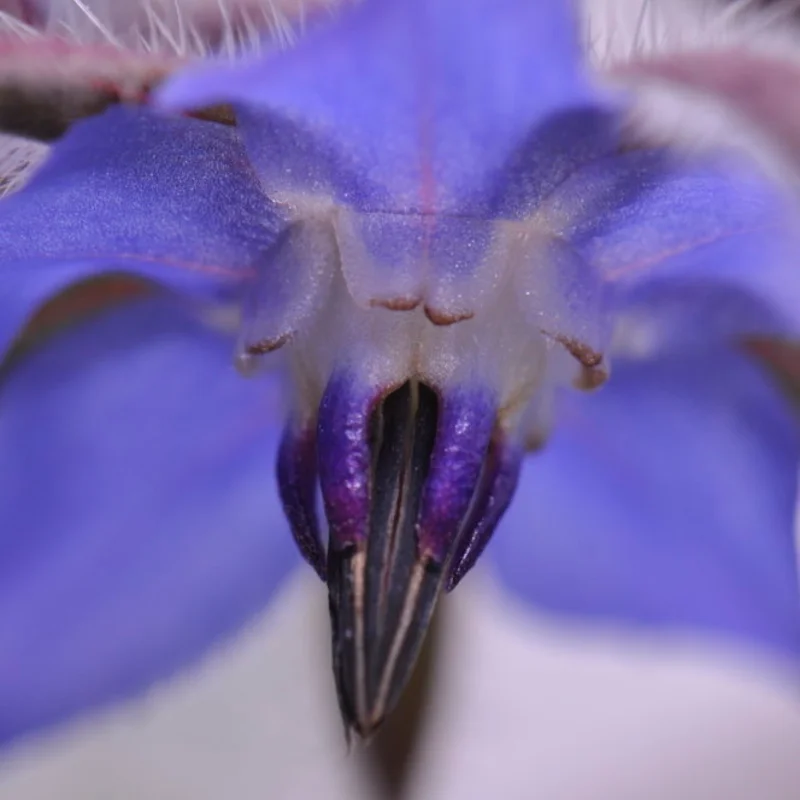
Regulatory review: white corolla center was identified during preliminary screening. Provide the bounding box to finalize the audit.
[236,199,607,445]
[282,255,555,434]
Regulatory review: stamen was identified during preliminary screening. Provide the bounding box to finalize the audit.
[415,387,496,563]
[322,378,441,736]
[235,218,337,373]
[363,381,438,727]
[317,374,510,737]
[447,437,523,591]
[277,419,326,579]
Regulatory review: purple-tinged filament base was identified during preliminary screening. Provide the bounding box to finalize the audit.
[276,420,326,580]
[447,437,524,591]
[317,371,377,551]
[416,387,497,563]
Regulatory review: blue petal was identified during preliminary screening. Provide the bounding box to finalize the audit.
[0,298,298,745]
[491,347,800,660]
[0,105,284,358]
[548,149,800,345]
[157,0,599,211]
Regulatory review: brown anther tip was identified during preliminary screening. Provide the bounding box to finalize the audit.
[244,333,291,356]
[524,431,548,452]
[574,365,609,391]
[370,297,421,312]
[543,332,608,391]
[424,306,474,326]
[554,334,604,368]
[188,103,237,127]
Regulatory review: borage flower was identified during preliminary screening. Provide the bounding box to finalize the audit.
[2,0,800,744]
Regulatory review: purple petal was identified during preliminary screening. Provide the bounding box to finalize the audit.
[0,104,284,357]
[549,149,800,345]
[157,0,598,211]
[491,347,800,660]
[0,297,297,745]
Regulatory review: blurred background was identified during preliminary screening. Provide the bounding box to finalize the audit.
[1,567,799,800]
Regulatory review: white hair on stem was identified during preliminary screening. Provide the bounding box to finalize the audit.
[0,0,336,190]
[0,131,46,197]
[0,0,338,56]
[3,0,800,193]
[583,0,800,184]
[583,0,800,64]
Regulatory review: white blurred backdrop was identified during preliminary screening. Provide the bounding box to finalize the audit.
[1,568,799,800]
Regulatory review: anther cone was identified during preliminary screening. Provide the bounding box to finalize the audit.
[317,375,508,736]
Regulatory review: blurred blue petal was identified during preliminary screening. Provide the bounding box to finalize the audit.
[0,298,297,745]
[157,0,598,211]
[551,149,800,346]
[0,105,284,357]
[492,348,800,659]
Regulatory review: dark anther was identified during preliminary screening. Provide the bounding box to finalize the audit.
[326,381,441,737]
[319,377,509,737]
